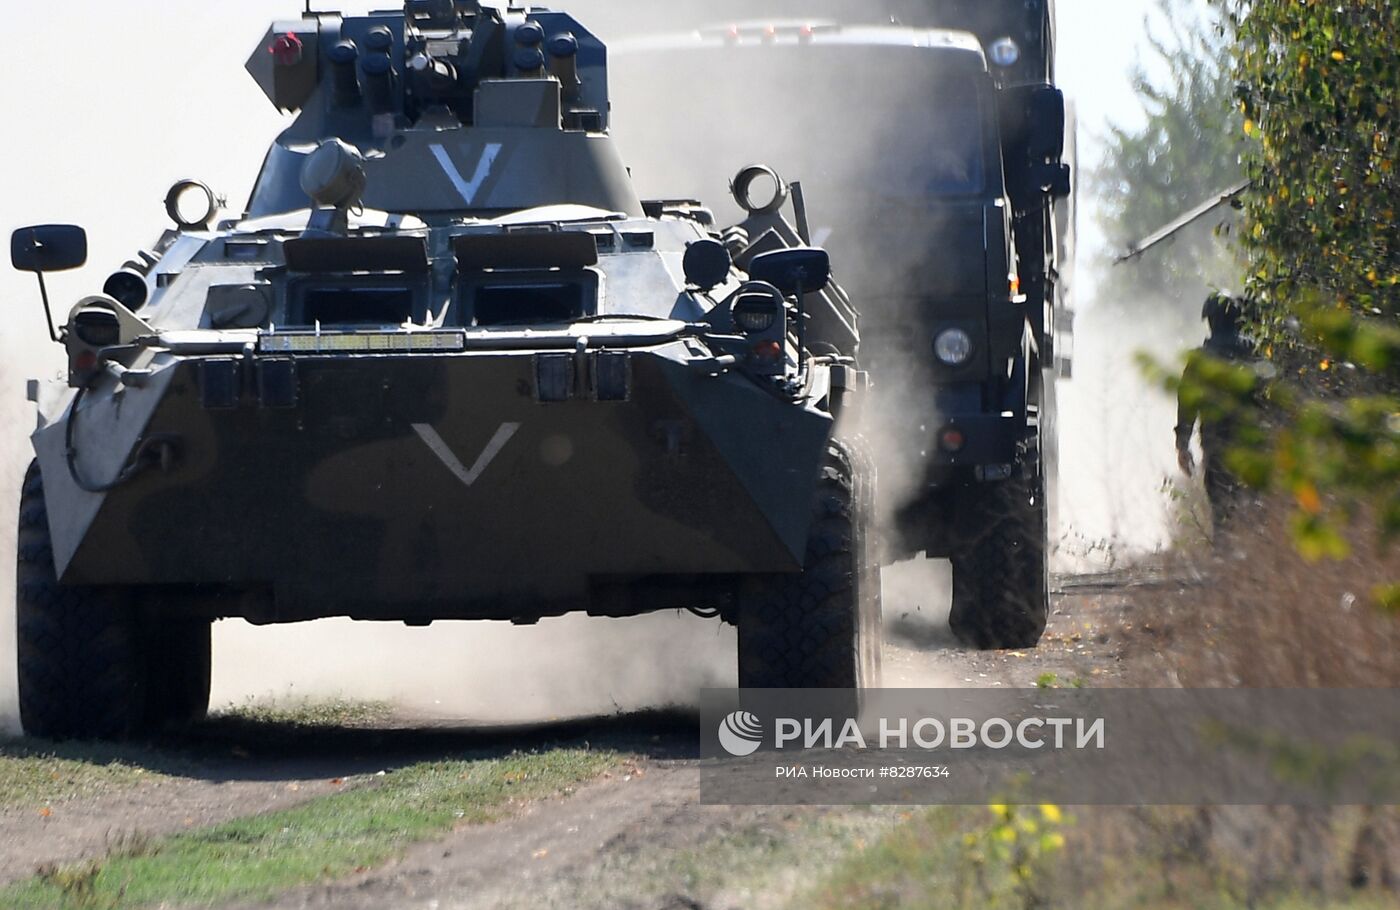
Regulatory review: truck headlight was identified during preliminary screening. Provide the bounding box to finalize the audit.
[934,329,973,366]
[989,37,1020,68]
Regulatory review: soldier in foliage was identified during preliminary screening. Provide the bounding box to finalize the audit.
[1175,293,1257,532]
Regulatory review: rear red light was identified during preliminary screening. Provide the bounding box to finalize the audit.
[73,350,99,373]
[939,427,967,453]
[270,33,304,67]
[751,340,783,364]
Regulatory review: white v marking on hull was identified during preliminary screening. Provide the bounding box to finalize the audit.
[430,143,503,206]
[413,422,521,488]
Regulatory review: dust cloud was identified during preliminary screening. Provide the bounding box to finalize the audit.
[0,370,23,736]
[211,615,735,721]
[595,2,1203,577]
[1056,293,1208,571]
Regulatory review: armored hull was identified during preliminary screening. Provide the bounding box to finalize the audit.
[41,331,831,619]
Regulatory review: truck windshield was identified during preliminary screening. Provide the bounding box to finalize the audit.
[887,87,985,196]
[609,42,991,212]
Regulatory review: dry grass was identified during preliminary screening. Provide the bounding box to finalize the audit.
[1124,499,1400,687]
[1059,500,1400,905]
[797,499,1400,908]
[1053,805,1400,907]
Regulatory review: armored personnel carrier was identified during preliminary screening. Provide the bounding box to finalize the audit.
[11,0,878,739]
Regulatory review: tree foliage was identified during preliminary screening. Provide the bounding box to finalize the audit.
[1209,0,1400,551]
[1228,0,1399,332]
[1093,0,1244,305]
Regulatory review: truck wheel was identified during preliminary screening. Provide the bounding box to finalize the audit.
[16,463,146,740]
[948,470,1050,650]
[142,619,212,730]
[738,442,882,690]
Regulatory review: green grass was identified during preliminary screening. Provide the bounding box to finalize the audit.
[1,747,621,909]
[0,698,391,811]
[210,696,394,728]
[0,742,178,811]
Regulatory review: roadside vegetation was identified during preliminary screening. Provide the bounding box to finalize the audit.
[1132,0,1400,892]
[210,696,394,729]
[0,697,392,813]
[0,741,175,811]
[1220,0,1400,559]
[1,747,621,908]
[798,804,1396,910]
[1129,503,1400,689]
[1093,0,1245,308]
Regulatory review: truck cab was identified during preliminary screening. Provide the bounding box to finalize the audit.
[609,0,1074,648]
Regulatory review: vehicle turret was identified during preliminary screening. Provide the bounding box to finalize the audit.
[244,1,641,220]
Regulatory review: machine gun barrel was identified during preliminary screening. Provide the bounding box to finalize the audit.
[1115,181,1251,265]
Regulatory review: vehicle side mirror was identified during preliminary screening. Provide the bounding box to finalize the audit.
[1026,85,1065,162]
[749,247,831,296]
[12,225,88,273]
[1045,163,1072,200]
[1000,84,1065,163]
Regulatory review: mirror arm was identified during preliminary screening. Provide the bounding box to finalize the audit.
[34,273,61,343]
[795,274,807,380]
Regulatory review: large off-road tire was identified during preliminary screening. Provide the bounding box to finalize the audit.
[948,469,1050,650]
[738,442,882,690]
[142,619,212,730]
[17,462,147,740]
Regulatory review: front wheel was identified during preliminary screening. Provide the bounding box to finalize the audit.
[948,469,1050,650]
[738,441,882,690]
[17,463,146,739]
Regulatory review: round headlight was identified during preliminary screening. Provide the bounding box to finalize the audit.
[934,329,974,366]
[989,37,1021,68]
[72,306,122,348]
[102,269,149,311]
[733,295,780,334]
[300,139,367,210]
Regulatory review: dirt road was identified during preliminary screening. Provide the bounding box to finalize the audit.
[0,576,1140,908]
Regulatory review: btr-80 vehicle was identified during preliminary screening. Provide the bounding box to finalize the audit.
[11,0,878,739]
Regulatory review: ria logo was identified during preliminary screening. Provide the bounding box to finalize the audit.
[717,711,765,757]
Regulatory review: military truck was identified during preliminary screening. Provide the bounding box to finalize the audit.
[607,0,1075,649]
[11,0,879,739]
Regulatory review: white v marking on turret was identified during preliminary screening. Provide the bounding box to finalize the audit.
[413,422,521,488]
[430,143,503,205]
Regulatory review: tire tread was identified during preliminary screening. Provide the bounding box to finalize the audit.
[17,462,145,740]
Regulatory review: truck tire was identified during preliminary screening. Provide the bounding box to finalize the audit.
[948,469,1049,650]
[142,619,212,730]
[16,462,146,740]
[738,441,882,691]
